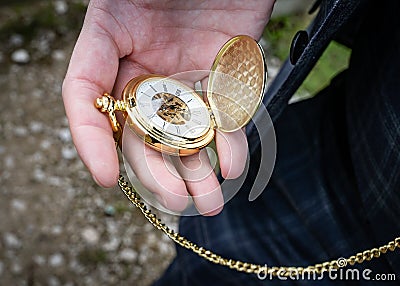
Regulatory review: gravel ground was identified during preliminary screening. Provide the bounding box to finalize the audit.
[0,52,177,286]
[0,1,177,285]
[0,1,282,285]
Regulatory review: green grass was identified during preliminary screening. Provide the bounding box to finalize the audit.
[263,14,351,98]
[0,1,87,51]
[113,201,132,215]
[78,248,108,265]
[297,41,350,98]
[263,14,312,61]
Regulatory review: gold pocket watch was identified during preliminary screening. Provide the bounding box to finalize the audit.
[95,35,266,156]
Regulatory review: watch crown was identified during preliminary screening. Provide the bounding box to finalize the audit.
[95,93,125,134]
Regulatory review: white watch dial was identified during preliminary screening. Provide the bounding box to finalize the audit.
[135,78,210,139]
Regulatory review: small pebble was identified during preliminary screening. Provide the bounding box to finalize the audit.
[40,139,52,150]
[32,89,44,98]
[11,49,30,64]
[158,241,173,255]
[11,199,26,212]
[30,152,44,163]
[4,156,15,169]
[104,205,116,216]
[48,276,61,286]
[68,259,84,274]
[51,225,63,235]
[58,128,71,142]
[48,176,63,187]
[29,121,44,133]
[33,255,46,266]
[52,50,66,61]
[106,221,118,235]
[146,232,157,245]
[14,126,28,137]
[54,0,68,14]
[33,168,46,182]
[138,248,149,265]
[61,146,77,160]
[102,237,119,252]
[49,253,64,267]
[11,262,22,274]
[119,248,137,263]
[9,34,24,47]
[81,227,100,245]
[3,233,21,249]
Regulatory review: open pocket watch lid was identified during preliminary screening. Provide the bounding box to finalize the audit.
[206,35,267,132]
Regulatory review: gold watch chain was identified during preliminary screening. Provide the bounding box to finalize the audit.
[117,175,399,277]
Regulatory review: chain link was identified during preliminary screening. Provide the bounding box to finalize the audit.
[117,175,399,276]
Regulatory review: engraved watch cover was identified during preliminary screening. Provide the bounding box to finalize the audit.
[206,35,266,132]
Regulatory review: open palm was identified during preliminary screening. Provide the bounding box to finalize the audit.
[62,0,274,215]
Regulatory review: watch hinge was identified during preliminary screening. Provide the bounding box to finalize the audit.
[208,107,217,129]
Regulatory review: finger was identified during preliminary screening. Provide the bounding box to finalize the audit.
[173,149,224,216]
[216,128,248,179]
[199,75,248,180]
[122,129,189,212]
[62,11,122,187]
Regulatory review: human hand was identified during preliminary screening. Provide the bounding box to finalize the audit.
[62,0,275,215]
